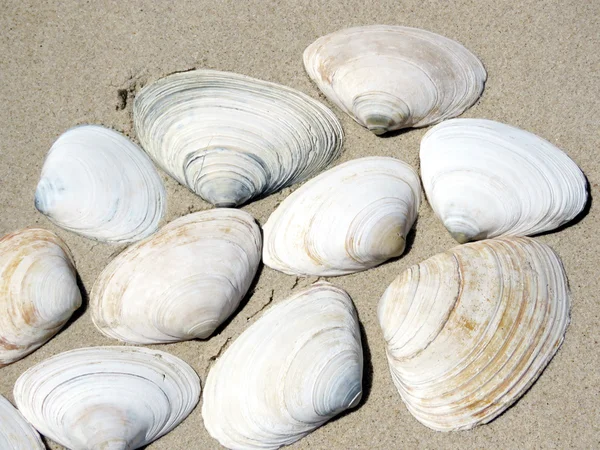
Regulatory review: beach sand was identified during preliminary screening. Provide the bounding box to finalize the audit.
[1,0,599,448]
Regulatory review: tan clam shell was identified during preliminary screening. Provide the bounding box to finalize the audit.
[0,228,81,367]
[304,25,486,135]
[378,236,570,431]
[91,209,261,344]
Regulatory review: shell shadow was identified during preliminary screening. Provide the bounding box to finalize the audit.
[328,321,373,423]
[534,176,593,238]
[211,263,265,338]
[376,127,415,139]
[56,272,89,335]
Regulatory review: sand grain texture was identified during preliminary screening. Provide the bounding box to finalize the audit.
[1,0,599,449]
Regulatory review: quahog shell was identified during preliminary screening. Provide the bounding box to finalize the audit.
[133,69,343,207]
[420,119,588,243]
[35,125,166,243]
[14,346,200,450]
[0,228,81,367]
[263,156,421,276]
[378,237,570,431]
[304,25,486,135]
[91,209,261,344]
[202,282,363,449]
[0,395,45,449]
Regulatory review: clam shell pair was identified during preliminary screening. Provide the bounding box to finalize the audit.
[378,237,570,431]
[14,346,200,449]
[35,125,166,243]
[91,209,261,344]
[133,69,343,207]
[304,25,486,135]
[421,119,588,242]
[263,156,421,276]
[203,282,363,449]
[0,228,81,366]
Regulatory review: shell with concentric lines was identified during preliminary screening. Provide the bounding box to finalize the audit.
[34,125,166,243]
[303,25,486,135]
[14,346,201,450]
[0,395,45,449]
[263,156,421,276]
[202,282,363,449]
[133,69,343,207]
[378,236,570,431]
[91,209,261,344]
[420,118,588,243]
[0,228,81,367]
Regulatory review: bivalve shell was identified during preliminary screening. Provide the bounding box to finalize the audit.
[202,282,363,449]
[263,157,421,276]
[304,25,486,135]
[133,69,343,207]
[378,237,570,431]
[0,395,45,449]
[91,209,261,344]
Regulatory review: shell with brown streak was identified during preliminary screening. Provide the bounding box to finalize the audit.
[0,228,81,367]
[91,209,261,344]
[378,236,570,431]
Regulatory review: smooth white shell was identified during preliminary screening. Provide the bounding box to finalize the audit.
[0,228,81,367]
[202,282,363,449]
[304,25,486,135]
[91,209,261,344]
[35,125,166,243]
[420,119,588,243]
[0,395,45,449]
[133,69,343,207]
[378,237,570,431]
[14,346,201,450]
[263,157,421,276]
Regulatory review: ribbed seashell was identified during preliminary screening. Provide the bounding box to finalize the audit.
[203,282,363,449]
[303,25,486,135]
[133,69,343,207]
[0,228,81,367]
[263,157,421,276]
[34,125,166,243]
[91,209,261,344]
[0,395,45,449]
[378,237,570,431]
[14,346,201,450]
[420,119,588,243]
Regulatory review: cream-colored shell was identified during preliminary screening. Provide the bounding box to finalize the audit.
[378,237,570,431]
[263,157,421,276]
[0,228,81,367]
[35,125,166,243]
[304,25,486,135]
[91,209,261,344]
[202,282,363,449]
[0,395,45,449]
[420,119,588,243]
[14,346,201,450]
[133,69,343,207]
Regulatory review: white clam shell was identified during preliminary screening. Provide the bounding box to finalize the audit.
[304,25,486,135]
[420,119,588,243]
[378,237,570,431]
[14,346,200,450]
[35,125,166,243]
[263,157,421,276]
[91,209,261,344]
[0,228,81,367]
[202,282,363,449]
[0,395,45,449]
[133,69,343,207]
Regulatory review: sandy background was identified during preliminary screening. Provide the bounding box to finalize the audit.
[1,0,599,448]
